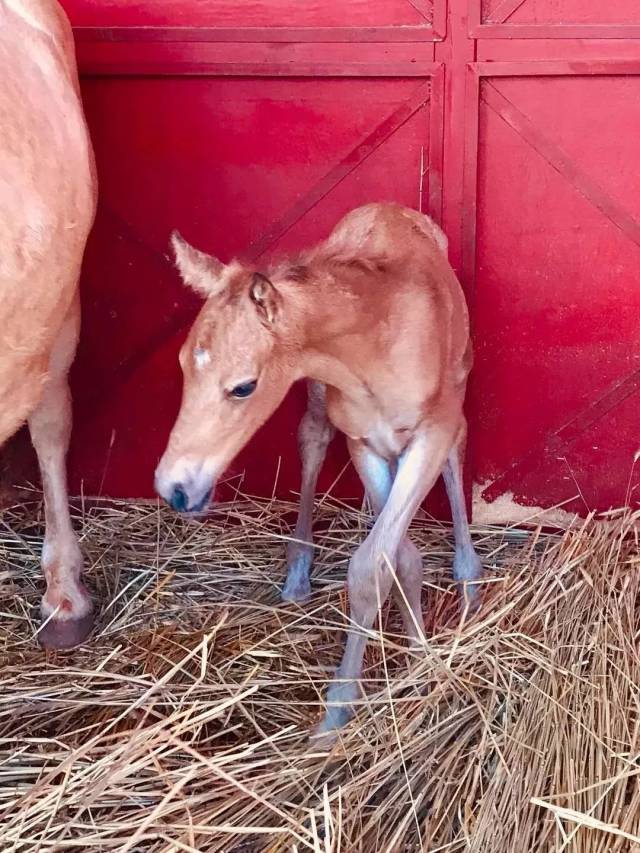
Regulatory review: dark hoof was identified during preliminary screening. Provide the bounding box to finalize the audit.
[281,578,312,602]
[281,551,313,602]
[458,582,481,615]
[38,611,94,650]
[309,727,340,752]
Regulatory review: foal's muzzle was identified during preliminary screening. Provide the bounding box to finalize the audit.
[166,483,212,515]
[168,484,189,513]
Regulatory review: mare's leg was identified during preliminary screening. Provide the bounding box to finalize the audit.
[29,296,93,648]
[314,424,456,741]
[282,380,335,601]
[349,441,425,643]
[441,418,483,608]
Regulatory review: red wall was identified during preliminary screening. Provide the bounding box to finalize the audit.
[57,0,640,517]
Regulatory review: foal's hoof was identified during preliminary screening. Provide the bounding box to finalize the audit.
[309,710,351,751]
[38,611,94,650]
[281,577,312,602]
[309,690,356,750]
[458,581,482,615]
[309,726,340,752]
[281,552,313,602]
[454,548,483,614]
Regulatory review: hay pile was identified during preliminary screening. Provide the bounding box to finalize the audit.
[0,493,638,852]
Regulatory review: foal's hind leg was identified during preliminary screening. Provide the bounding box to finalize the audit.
[394,538,425,643]
[282,380,335,601]
[442,418,483,608]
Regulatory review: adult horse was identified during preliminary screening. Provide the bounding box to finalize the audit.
[1,0,97,647]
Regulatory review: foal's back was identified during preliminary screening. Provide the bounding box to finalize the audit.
[313,203,473,401]
[325,202,449,261]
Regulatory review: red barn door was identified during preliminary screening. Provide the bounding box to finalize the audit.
[466,2,640,520]
[61,0,444,501]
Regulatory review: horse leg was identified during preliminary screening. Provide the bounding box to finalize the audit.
[29,295,93,648]
[282,380,335,601]
[313,423,456,743]
[441,417,483,608]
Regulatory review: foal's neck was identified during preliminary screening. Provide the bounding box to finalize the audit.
[276,268,373,394]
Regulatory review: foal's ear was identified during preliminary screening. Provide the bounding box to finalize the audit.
[170,231,226,298]
[250,273,281,326]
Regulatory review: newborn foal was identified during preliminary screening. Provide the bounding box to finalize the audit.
[155,203,482,739]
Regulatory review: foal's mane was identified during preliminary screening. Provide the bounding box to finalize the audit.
[269,246,389,285]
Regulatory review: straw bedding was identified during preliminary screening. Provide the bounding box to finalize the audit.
[0,493,638,852]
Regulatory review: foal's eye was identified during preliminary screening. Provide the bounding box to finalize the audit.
[229,380,257,399]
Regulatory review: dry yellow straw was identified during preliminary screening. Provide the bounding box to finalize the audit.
[0,491,637,851]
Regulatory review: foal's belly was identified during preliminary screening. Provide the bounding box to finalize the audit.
[326,390,415,460]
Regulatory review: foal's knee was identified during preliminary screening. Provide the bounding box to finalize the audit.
[347,543,394,624]
[398,539,422,576]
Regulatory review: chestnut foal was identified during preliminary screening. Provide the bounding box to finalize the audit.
[155,203,482,739]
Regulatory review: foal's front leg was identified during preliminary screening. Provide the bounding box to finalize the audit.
[314,424,455,742]
[282,380,335,601]
[349,439,425,643]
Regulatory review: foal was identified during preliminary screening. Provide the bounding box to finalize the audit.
[155,203,482,738]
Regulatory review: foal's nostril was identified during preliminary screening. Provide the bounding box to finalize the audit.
[169,484,189,513]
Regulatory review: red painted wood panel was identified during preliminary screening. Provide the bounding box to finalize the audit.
[69,75,437,499]
[63,0,430,28]
[483,0,640,26]
[472,76,640,512]
[25,0,637,520]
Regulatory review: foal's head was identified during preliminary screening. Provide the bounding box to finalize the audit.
[155,233,297,514]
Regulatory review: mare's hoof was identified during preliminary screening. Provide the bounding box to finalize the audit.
[38,611,94,649]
